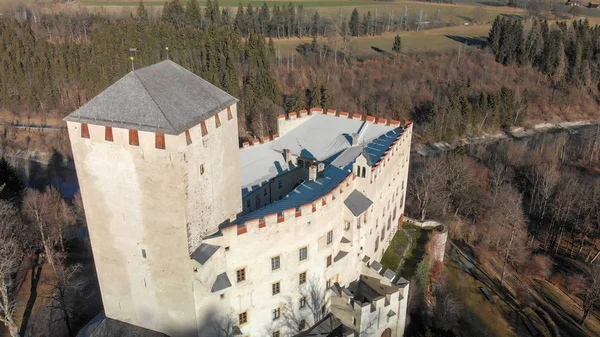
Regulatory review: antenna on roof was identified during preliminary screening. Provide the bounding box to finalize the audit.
[129,48,138,71]
[165,46,169,60]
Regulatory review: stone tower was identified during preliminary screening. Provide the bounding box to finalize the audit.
[64,60,242,336]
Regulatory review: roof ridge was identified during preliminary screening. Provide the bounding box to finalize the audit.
[131,70,176,133]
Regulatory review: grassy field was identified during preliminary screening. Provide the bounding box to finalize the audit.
[273,24,490,57]
[75,0,527,23]
[381,222,430,279]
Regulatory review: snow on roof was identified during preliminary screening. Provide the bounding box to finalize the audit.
[234,121,402,225]
[239,114,398,197]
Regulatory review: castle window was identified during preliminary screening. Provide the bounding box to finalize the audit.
[272,308,280,320]
[227,106,233,120]
[200,164,205,175]
[344,221,350,230]
[215,113,221,128]
[353,317,357,326]
[81,123,90,138]
[264,188,267,197]
[361,166,366,178]
[298,159,304,167]
[220,293,225,299]
[141,249,146,259]
[185,130,192,145]
[272,331,280,337]
[299,247,308,261]
[374,237,379,252]
[300,296,306,308]
[327,230,333,244]
[387,217,391,230]
[272,281,281,295]
[129,130,139,146]
[238,312,248,325]
[299,319,306,330]
[326,279,331,289]
[326,255,332,267]
[105,126,113,142]
[381,228,385,241]
[155,133,166,150]
[271,256,281,270]
[200,121,208,137]
[299,271,307,285]
[278,180,283,189]
[236,268,246,282]
[246,199,251,210]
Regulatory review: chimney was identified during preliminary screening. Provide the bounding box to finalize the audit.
[351,133,359,146]
[284,149,292,163]
[318,163,325,172]
[309,165,317,181]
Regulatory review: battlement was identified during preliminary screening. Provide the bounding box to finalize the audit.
[226,173,357,237]
[277,107,403,137]
[69,106,237,153]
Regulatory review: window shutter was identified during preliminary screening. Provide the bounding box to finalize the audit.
[81,123,90,138]
[155,133,166,149]
[105,126,113,142]
[129,130,139,146]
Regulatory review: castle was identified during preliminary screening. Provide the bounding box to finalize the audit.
[65,60,413,337]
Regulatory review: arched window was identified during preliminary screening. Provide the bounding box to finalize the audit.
[381,328,392,337]
[361,167,366,178]
[298,159,304,168]
[305,161,311,169]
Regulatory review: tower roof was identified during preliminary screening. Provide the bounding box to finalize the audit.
[64,60,238,135]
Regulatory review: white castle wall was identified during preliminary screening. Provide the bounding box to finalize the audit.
[189,120,414,337]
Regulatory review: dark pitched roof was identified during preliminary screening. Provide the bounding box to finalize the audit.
[191,243,220,265]
[81,316,169,337]
[344,190,373,217]
[211,272,232,293]
[334,250,348,263]
[64,60,238,135]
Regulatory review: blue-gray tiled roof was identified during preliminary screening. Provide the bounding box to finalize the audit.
[64,60,238,135]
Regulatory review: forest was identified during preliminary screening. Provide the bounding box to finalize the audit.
[405,125,600,336]
[1,1,600,336]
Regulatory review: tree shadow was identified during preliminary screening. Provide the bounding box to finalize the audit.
[370,46,391,56]
[19,256,43,337]
[477,1,506,6]
[445,35,488,48]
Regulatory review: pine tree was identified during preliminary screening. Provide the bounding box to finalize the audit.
[185,0,201,27]
[392,35,402,54]
[234,3,245,34]
[162,0,185,27]
[350,8,360,36]
[137,0,149,24]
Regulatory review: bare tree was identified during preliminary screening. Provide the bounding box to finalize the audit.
[580,264,600,324]
[434,292,462,331]
[212,314,241,337]
[22,187,74,274]
[303,275,326,323]
[279,297,303,336]
[46,264,86,337]
[481,186,529,286]
[0,202,23,337]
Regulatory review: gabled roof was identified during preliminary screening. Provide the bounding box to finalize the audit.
[344,190,373,217]
[64,60,238,135]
